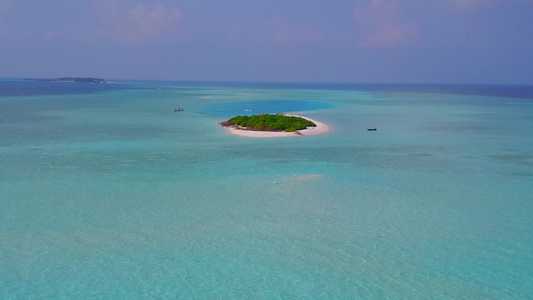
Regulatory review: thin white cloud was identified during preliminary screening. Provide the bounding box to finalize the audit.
[0,0,8,13]
[268,16,292,44]
[355,0,418,48]
[96,1,182,42]
[259,15,330,47]
[453,0,498,11]
[0,0,9,39]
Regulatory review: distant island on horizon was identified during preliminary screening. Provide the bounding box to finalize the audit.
[25,77,106,83]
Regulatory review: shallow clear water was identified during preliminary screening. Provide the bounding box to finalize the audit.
[1,80,532,299]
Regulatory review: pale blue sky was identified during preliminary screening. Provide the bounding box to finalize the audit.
[1,0,532,83]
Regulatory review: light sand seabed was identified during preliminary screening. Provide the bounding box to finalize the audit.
[224,114,331,138]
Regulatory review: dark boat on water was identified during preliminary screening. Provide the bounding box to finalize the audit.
[367,128,377,131]
[173,108,184,112]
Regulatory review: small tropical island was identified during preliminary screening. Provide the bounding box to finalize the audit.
[221,113,316,132]
[220,113,330,138]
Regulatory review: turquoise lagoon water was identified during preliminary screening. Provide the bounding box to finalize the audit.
[1,80,532,299]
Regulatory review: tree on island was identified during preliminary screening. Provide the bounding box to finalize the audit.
[220,114,316,132]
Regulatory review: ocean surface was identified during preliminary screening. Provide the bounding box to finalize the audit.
[1,79,532,299]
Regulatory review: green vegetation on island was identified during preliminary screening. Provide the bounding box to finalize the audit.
[220,114,316,132]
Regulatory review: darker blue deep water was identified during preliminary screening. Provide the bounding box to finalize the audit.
[2,79,532,100]
[200,99,334,116]
[0,79,126,97]
[152,81,533,100]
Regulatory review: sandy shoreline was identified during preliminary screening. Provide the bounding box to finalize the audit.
[223,114,330,138]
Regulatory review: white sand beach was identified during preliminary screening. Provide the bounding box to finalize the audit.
[224,114,330,138]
